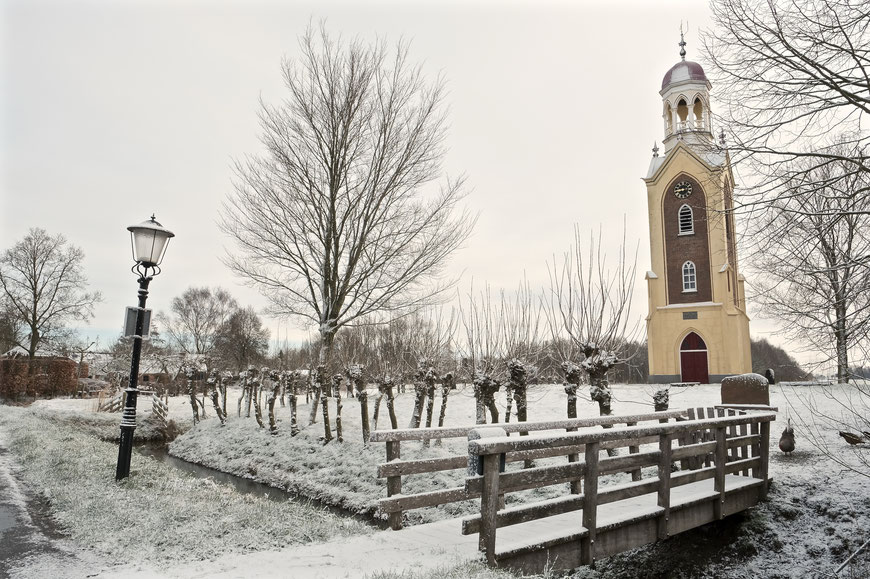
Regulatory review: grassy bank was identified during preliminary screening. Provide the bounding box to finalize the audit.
[0,405,371,569]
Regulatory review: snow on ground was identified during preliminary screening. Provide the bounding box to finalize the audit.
[5,381,870,577]
[0,405,371,578]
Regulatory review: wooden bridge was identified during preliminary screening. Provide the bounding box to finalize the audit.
[372,408,775,573]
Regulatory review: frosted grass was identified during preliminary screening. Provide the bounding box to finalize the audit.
[0,406,371,568]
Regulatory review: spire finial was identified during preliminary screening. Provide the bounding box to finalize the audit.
[679,24,687,61]
[719,128,727,146]
[652,142,660,158]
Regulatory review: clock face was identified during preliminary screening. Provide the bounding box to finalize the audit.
[674,181,693,199]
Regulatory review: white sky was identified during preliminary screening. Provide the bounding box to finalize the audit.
[1,0,788,358]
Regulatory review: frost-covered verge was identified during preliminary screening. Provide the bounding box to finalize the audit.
[26,405,179,442]
[0,405,371,569]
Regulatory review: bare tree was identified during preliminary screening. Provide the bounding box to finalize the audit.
[0,302,22,355]
[499,279,543,426]
[0,228,101,358]
[162,287,238,365]
[460,284,503,424]
[370,318,412,430]
[546,227,639,419]
[703,0,870,210]
[214,307,270,373]
[750,149,870,382]
[220,25,474,383]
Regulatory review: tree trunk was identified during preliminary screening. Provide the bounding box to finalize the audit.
[333,375,343,443]
[267,378,281,434]
[253,380,265,429]
[437,373,454,428]
[484,388,499,424]
[385,382,398,429]
[288,392,299,436]
[372,389,384,431]
[508,360,532,468]
[835,299,849,383]
[435,373,454,447]
[188,378,200,424]
[504,382,513,424]
[562,361,582,420]
[359,390,369,444]
[653,387,669,412]
[352,371,370,445]
[321,394,332,442]
[589,368,615,456]
[210,388,226,426]
[409,383,427,428]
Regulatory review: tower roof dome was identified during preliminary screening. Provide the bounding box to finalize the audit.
[661,60,708,90]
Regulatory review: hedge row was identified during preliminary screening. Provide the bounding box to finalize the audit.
[0,357,78,400]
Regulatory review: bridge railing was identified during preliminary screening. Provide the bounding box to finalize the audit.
[464,409,776,568]
[369,409,687,530]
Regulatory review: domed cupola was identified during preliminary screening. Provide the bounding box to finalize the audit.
[661,60,708,91]
[660,32,713,153]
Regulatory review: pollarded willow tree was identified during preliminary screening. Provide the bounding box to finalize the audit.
[545,226,639,420]
[221,25,474,383]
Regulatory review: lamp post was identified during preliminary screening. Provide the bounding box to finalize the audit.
[116,215,174,481]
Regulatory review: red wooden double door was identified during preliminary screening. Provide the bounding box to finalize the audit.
[680,332,709,384]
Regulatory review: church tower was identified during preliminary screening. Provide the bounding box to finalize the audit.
[643,36,751,384]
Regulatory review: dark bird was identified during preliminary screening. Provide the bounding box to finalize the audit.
[779,418,795,454]
[839,431,867,446]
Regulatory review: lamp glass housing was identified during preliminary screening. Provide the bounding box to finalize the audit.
[128,217,175,267]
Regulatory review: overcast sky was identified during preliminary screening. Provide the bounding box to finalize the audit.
[2,0,787,358]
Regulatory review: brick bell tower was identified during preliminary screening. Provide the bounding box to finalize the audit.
[643,34,751,384]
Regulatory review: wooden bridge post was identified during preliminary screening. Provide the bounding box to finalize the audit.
[386,440,402,530]
[479,452,501,564]
[580,441,600,567]
[657,433,672,539]
[759,420,770,499]
[714,427,727,520]
[627,421,641,481]
[567,424,581,494]
[749,421,760,479]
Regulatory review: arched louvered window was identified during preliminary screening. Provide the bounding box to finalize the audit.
[678,204,694,235]
[682,261,697,292]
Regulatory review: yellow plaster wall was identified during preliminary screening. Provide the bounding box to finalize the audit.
[644,143,751,380]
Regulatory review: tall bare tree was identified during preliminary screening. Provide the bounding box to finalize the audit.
[0,228,101,358]
[220,25,474,381]
[750,150,870,382]
[703,0,870,209]
[162,287,238,364]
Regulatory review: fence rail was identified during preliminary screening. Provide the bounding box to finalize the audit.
[371,410,687,530]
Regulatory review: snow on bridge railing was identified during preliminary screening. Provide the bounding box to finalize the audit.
[464,409,776,572]
[370,410,688,530]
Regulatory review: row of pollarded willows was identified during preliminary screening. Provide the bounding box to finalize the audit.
[176,225,650,448]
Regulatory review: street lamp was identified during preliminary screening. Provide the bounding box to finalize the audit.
[116,215,174,480]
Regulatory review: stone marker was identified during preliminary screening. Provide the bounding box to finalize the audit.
[721,372,770,406]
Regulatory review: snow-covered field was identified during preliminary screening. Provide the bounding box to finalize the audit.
[4,380,870,578]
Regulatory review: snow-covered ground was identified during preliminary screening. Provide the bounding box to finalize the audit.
[4,380,870,577]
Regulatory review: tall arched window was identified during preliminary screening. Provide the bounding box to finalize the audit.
[682,261,697,292]
[678,204,694,235]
